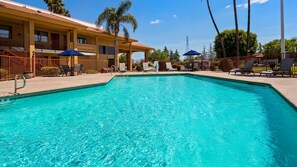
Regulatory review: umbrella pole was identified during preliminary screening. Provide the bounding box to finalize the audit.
[71,56,74,76]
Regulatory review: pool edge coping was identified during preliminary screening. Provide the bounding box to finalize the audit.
[188,73,297,110]
[0,76,115,100]
[1,73,296,110]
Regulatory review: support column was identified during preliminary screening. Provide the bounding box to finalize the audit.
[23,21,29,52]
[96,36,100,71]
[29,20,35,76]
[73,29,78,64]
[67,31,71,49]
[129,42,133,71]
[126,51,130,70]
[145,50,149,62]
[66,31,71,66]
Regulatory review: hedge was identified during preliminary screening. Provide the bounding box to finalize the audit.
[41,66,60,77]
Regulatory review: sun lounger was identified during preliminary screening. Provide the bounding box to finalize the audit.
[260,58,295,77]
[119,63,126,72]
[229,58,255,75]
[143,62,154,72]
[166,62,177,71]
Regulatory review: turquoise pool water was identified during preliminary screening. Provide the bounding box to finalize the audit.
[1,75,297,166]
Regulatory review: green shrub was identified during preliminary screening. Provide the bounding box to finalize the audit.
[41,66,60,77]
[218,58,234,72]
[136,65,143,72]
[210,65,216,71]
[172,64,178,68]
[0,69,8,79]
[85,69,98,74]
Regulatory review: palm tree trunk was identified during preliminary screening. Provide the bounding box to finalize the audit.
[114,33,119,70]
[206,0,226,58]
[233,0,240,66]
[246,0,251,59]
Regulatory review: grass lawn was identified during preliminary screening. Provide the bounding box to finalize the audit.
[253,66,297,74]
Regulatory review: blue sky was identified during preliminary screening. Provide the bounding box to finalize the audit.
[12,0,297,59]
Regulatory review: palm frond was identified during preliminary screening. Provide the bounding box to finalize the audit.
[122,26,130,41]
[120,14,138,32]
[116,0,132,17]
[96,8,114,27]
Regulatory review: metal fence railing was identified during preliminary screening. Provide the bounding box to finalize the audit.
[0,55,109,80]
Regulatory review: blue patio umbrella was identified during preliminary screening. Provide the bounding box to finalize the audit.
[58,49,84,76]
[183,50,201,62]
[58,49,84,56]
[183,50,201,70]
[183,50,201,56]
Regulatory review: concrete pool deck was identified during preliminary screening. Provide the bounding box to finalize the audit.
[0,71,296,107]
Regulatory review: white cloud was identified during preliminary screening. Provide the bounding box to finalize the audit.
[226,0,269,9]
[237,4,244,8]
[173,14,177,18]
[150,19,161,24]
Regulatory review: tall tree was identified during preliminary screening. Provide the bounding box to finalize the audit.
[173,49,180,61]
[96,0,137,69]
[206,0,226,58]
[163,46,169,56]
[208,43,215,59]
[43,0,70,17]
[214,29,258,58]
[148,49,169,62]
[263,38,297,59]
[233,0,240,65]
[169,50,174,60]
[246,0,251,56]
[202,46,207,59]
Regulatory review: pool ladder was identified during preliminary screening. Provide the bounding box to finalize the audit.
[14,74,26,95]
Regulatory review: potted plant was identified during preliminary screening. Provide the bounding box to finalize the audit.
[23,72,33,79]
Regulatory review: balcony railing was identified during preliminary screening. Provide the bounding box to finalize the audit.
[70,42,97,53]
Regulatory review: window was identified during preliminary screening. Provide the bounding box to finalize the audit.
[99,46,115,55]
[35,31,48,42]
[77,37,87,44]
[0,25,12,39]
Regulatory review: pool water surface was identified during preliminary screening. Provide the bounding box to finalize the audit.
[0,75,297,166]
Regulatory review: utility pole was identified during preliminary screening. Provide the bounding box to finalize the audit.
[280,0,285,59]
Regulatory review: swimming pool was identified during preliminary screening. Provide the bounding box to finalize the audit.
[0,75,297,166]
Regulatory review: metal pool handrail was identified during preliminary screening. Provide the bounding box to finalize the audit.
[14,74,26,94]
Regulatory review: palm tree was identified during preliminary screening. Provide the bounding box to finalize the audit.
[246,0,251,58]
[233,0,240,66]
[43,0,71,17]
[206,0,226,58]
[96,0,138,69]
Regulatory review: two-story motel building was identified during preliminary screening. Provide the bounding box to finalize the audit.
[0,0,153,76]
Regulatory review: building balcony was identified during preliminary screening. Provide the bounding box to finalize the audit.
[70,42,97,53]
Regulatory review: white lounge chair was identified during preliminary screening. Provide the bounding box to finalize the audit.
[119,63,126,72]
[143,62,154,72]
[166,62,177,71]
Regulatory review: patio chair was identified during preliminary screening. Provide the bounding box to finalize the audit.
[60,65,70,76]
[119,63,126,72]
[185,63,193,71]
[260,58,295,77]
[192,62,199,71]
[143,62,154,72]
[229,58,255,75]
[74,64,83,75]
[166,62,177,71]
